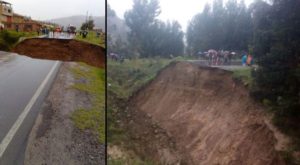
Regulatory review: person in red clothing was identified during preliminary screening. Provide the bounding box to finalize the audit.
[247,54,253,66]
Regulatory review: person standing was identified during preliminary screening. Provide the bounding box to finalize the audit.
[247,54,253,66]
[242,54,247,66]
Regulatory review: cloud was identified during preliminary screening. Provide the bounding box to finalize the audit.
[6,0,105,20]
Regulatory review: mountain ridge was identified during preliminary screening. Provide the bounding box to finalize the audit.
[47,15,105,31]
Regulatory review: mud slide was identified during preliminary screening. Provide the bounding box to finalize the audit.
[12,38,105,68]
[129,62,286,164]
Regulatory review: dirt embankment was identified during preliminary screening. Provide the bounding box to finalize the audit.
[127,62,286,164]
[12,38,105,68]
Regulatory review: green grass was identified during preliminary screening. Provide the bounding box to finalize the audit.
[107,58,172,164]
[232,67,253,86]
[19,31,39,38]
[70,63,105,143]
[75,31,105,48]
[108,58,171,99]
[0,30,38,51]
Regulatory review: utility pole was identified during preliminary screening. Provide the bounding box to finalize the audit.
[86,11,88,31]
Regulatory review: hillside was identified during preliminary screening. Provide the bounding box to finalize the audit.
[48,15,105,31]
[109,61,290,164]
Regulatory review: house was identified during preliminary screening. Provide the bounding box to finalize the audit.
[0,0,13,28]
[7,13,42,32]
[0,1,42,32]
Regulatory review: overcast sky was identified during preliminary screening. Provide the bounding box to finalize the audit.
[109,0,254,32]
[6,0,105,20]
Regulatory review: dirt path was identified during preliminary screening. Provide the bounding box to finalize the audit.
[125,61,287,164]
[24,62,104,165]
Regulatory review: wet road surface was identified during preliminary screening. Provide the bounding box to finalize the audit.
[187,60,246,70]
[0,52,60,164]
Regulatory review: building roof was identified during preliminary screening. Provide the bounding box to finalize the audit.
[0,1,11,5]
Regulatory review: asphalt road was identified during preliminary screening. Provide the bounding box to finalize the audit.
[0,52,60,165]
[187,60,246,71]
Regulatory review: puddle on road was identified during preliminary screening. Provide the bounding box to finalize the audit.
[12,38,105,68]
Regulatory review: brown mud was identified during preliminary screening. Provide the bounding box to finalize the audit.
[12,38,105,68]
[120,61,287,165]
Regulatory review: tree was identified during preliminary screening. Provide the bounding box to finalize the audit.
[187,3,212,54]
[125,0,161,57]
[124,0,184,58]
[251,0,300,131]
[107,4,116,17]
[186,0,253,54]
[81,17,95,30]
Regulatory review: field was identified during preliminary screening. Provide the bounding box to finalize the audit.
[75,31,105,48]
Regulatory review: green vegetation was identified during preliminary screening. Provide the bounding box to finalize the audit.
[120,0,184,58]
[70,63,105,143]
[80,18,95,30]
[186,0,252,54]
[108,58,171,98]
[185,0,300,161]
[108,58,172,163]
[75,31,105,48]
[232,67,253,86]
[18,31,39,38]
[249,0,300,156]
[0,30,38,51]
[107,58,171,142]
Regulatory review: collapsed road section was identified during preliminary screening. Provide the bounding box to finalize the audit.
[12,38,105,68]
[121,61,287,164]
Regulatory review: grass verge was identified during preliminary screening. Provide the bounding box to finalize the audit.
[108,58,171,99]
[70,63,105,143]
[75,31,105,48]
[107,58,172,163]
[0,30,38,51]
[232,67,253,86]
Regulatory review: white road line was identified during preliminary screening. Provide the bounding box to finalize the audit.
[0,61,60,158]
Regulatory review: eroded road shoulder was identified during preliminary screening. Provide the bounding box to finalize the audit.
[24,62,105,165]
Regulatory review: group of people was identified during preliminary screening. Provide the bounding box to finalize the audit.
[200,49,254,67]
[204,50,234,66]
[108,53,124,63]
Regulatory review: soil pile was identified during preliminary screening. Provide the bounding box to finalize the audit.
[130,62,285,164]
[12,38,105,68]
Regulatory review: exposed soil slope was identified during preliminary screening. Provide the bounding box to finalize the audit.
[130,62,285,165]
[12,38,105,68]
